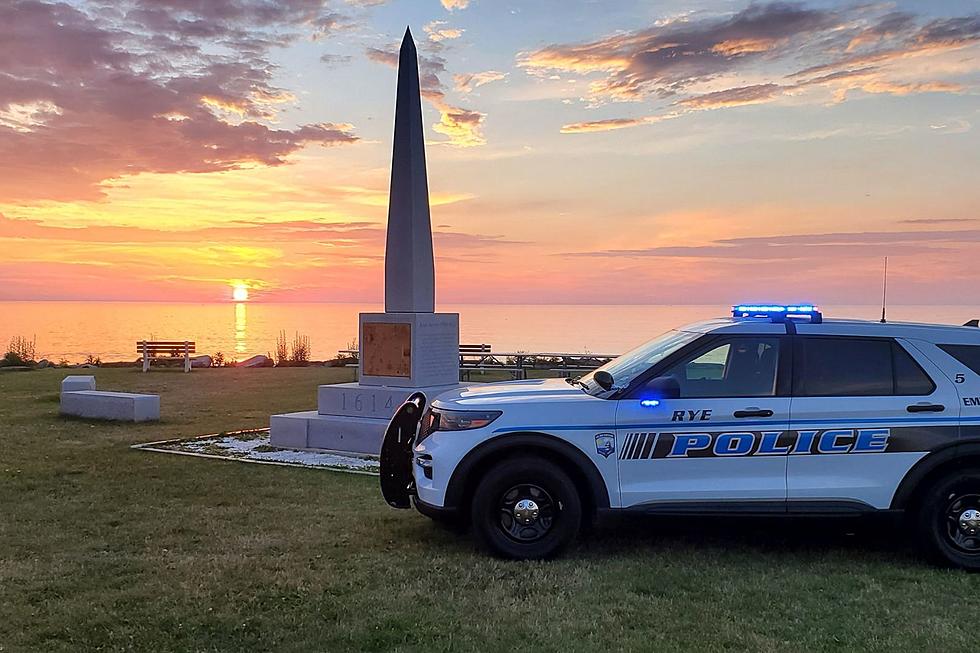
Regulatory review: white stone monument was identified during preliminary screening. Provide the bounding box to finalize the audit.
[270,28,464,454]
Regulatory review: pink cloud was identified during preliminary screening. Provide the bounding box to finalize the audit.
[0,1,359,202]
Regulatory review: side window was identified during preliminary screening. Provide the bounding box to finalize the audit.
[795,337,934,397]
[938,345,980,376]
[662,337,780,398]
[893,343,936,395]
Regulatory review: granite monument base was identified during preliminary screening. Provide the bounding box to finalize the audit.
[270,382,464,454]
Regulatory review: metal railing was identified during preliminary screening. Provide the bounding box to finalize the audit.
[337,346,618,380]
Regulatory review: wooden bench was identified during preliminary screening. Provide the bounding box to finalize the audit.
[136,340,196,373]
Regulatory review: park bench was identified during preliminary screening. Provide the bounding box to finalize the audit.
[136,340,196,372]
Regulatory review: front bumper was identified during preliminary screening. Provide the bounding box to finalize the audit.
[413,495,459,521]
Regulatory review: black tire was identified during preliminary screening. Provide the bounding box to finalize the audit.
[470,456,582,560]
[916,470,980,571]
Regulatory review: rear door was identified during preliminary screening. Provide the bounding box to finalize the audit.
[787,336,960,510]
[616,335,790,510]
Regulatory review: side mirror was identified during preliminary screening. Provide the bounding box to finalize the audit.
[645,375,680,400]
[594,370,614,390]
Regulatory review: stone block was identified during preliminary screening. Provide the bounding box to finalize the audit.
[269,413,310,449]
[358,312,459,387]
[307,413,388,455]
[60,391,160,422]
[270,411,388,455]
[61,375,96,393]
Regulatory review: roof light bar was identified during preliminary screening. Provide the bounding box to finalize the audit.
[732,304,823,323]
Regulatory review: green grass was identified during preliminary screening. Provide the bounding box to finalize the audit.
[2,368,979,652]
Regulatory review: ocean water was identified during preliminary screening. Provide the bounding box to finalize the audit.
[0,302,975,363]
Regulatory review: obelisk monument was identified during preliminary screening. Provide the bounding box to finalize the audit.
[269,28,462,454]
[385,27,434,314]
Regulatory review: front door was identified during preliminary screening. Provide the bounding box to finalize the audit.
[616,335,790,510]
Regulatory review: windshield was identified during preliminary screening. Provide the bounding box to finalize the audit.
[579,329,702,395]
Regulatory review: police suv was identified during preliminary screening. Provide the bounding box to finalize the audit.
[380,305,980,567]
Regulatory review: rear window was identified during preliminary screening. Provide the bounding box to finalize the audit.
[795,337,934,397]
[938,344,980,376]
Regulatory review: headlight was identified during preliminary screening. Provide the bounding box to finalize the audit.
[419,408,502,441]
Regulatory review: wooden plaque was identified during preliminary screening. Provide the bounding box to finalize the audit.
[362,322,412,377]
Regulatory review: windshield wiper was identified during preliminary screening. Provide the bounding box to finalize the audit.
[565,376,587,388]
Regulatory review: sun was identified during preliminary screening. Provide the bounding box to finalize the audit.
[231,284,249,302]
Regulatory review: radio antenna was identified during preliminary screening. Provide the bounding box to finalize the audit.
[879,256,888,324]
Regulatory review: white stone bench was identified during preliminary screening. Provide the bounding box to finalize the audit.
[61,375,96,393]
[60,391,160,422]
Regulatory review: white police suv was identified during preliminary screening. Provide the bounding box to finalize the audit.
[380,305,980,566]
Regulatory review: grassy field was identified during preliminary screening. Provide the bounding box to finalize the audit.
[2,367,979,652]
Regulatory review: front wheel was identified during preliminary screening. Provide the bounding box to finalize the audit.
[470,456,581,559]
[916,470,980,571]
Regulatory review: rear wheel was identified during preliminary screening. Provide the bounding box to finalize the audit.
[916,470,980,571]
[470,456,581,559]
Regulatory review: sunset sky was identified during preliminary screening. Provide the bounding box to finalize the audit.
[0,0,978,305]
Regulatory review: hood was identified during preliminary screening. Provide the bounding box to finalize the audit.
[430,378,591,408]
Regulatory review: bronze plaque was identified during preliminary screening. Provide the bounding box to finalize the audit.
[362,322,411,377]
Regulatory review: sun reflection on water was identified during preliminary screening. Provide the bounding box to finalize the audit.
[235,302,247,354]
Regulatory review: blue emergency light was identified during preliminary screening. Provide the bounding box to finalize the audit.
[732,304,823,323]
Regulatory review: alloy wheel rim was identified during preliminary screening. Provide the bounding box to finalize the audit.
[944,492,980,554]
[497,483,557,543]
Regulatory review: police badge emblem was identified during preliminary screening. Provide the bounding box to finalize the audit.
[595,433,615,458]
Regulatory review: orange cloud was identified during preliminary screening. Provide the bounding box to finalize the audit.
[424,21,464,42]
[560,115,673,134]
[454,71,507,93]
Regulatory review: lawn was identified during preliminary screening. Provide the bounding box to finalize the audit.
[2,367,979,652]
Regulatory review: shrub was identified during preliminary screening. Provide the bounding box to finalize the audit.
[213,351,225,367]
[1,352,26,367]
[290,332,311,364]
[3,335,37,366]
[84,354,101,366]
[275,331,289,366]
[275,331,312,366]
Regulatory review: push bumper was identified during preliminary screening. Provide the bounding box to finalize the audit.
[379,392,427,509]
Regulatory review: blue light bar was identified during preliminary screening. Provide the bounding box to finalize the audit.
[732,304,823,323]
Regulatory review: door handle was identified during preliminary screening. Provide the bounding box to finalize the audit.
[907,403,945,413]
[734,409,774,418]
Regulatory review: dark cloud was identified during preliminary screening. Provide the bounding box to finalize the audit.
[320,53,352,66]
[0,1,361,201]
[679,83,782,109]
[524,2,840,99]
[526,3,979,133]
